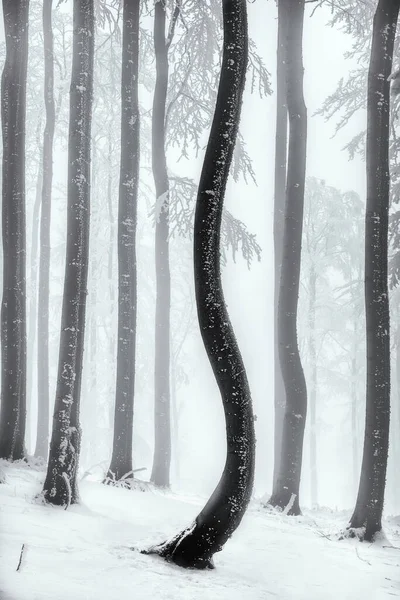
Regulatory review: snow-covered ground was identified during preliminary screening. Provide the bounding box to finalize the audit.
[1,461,400,600]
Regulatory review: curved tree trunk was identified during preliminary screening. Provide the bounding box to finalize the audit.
[150,0,172,488]
[348,0,399,541]
[106,0,140,485]
[271,0,288,497]
[142,0,255,569]
[43,0,94,506]
[35,0,55,462]
[268,0,307,516]
[0,0,29,461]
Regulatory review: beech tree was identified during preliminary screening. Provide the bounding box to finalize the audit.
[150,0,175,488]
[267,0,307,515]
[35,0,56,461]
[105,0,140,486]
[143,0,255,568]
[271,0,287,499]
[347,0,399,541]
[43,0,94,506]
[0,0,30,461]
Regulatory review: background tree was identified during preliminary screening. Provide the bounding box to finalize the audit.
[347,0,399,542]
[0,0,30,461]
[268,0,308,515]
[271,0,288,500]
[35,0,56,461]
[143,0,255,568]
[105,0,140,486]
[150,0,176,488]
[43,0,94,506]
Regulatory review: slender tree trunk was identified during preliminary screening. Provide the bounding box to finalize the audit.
[143,0,255,569]
[351,311,359,488]
[150,0,172,488]
[271,0,288,496]
[170,359,180,483]
[308,264,317,507]
[0,0,29,461]
[268,0,307,516]
[348,0,399,541]
[35,0,55,462]
[106,0,140,485]
[27,154,42,453]
[42,0,94,506]
[107,125,116,430]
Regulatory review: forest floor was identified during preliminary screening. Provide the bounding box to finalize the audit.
[1,460,400,599]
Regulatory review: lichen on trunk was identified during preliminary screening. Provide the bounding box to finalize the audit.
[42,0,94,507]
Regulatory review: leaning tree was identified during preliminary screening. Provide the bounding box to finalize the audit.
[347,0,399,541]
[142,0,255,568]
[42,0,94,506]
[0,0,30,461]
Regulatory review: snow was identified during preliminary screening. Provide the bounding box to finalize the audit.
[1,461,400,599]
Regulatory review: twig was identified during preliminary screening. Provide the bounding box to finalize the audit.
[62,472,71,510]
[16,544,26,572]
[355,547,371,566]
[282,494,296,516]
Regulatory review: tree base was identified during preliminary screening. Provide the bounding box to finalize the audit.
[141,541,215,570]
[141,523,218,570]
[265,493,301,516]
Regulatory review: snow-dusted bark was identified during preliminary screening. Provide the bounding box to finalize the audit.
[35,0,55,462]
[150,0,173,488]
[0,0,30,461]
[106,0,140,485]
[268,0,307,516]
[43,0,94,506]
[142,0,255,568]
[271,0,288,498]
[348,0,399,541]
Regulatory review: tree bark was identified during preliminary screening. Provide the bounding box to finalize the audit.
[43,0,94,506]
[268,0,307,516]
[150,0,172,488]
[0,0,30,461]
[271,0,288,497]
[142,0,255,569]
[351,305,359,490]
[106,0,140,485]
[35,0,55,462]
[308,264,317,507]
[27,153,42,453]
[348,0,399,541]
[107,123,116,430]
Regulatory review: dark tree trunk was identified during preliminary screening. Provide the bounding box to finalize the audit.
[268,0,307,516]
[308,265,317,507]
[35,0,55,462]
[271,0,288,497]
[142,0,255,569]
[150,0,172,488]
[0,0,29,461]
[348,0,399,541]
[42,0,94,506]
[106,0,140,485]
